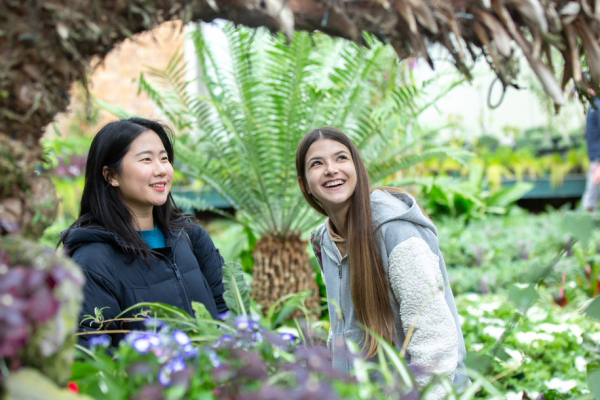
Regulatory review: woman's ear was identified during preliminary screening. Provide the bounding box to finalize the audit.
[298,177,310,195]
[102,166,119,187]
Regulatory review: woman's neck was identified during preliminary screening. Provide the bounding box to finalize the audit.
[327,206,349,238]
[132,208,154,231]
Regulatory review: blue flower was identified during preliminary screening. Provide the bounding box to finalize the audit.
[143,318,164,329]
[89,334,111,348]
[205,349,221,368]
[182,343,198,358]
[157,357,187,387]
[234,315,262,332]
[213,334,234,348]
[127,332,162,354]
[217,311,231,321]
[280,333,295,342]
[172,330,191,347]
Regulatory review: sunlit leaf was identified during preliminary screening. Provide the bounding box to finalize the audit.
[584,296,600,322]
[508,284,539,313]
[588,368,600,400]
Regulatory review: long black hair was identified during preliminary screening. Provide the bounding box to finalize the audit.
[59,117,188,258]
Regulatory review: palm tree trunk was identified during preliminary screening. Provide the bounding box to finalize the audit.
[251,233,321,317]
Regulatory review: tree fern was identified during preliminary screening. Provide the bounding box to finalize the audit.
[137,22,463,237]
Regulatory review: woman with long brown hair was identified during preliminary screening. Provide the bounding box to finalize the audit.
[296,127,468,397]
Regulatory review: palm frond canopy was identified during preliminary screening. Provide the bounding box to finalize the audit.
[140,24,462,237]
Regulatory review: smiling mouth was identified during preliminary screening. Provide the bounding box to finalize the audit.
[324,180,345,188]
[150,183,166,188]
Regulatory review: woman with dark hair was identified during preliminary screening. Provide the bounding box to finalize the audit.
[60,117,227,346]
[296,127,468,398]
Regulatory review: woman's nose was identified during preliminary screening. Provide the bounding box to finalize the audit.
[324,163,338,175]
[154,162,167,176]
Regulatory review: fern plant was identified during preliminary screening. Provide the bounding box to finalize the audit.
[136,22,467,313]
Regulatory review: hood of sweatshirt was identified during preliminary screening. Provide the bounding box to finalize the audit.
[370,189,437,235]
[63,228,125,257]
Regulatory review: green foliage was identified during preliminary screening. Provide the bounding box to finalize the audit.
[407,164,533,221]
[221,261,251,316]
[457,292,600,397]
[136,22,463,237]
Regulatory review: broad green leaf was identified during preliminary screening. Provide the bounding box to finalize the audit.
[584,296,600,322]
[190,301,220,335]
[464,352,492,372]
[588,368,600,400]
[508,284,539,313]
[222,261,251,316]
[4,368,94,400]
[562,212,594,245]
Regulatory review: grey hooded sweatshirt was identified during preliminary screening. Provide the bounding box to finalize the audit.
[311,189,468,398]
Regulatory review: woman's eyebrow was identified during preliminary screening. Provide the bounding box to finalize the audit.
[135,149,167,157]
[306,155,322,166]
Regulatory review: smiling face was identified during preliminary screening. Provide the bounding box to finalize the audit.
[107,130,174,218]
[303,138,357,217]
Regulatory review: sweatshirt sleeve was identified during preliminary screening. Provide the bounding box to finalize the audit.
[189,225,228,314]
[388,236,458,399]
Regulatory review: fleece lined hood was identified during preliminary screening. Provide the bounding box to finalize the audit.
[370,189,436,235]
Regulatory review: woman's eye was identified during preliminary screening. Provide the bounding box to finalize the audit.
[311,161,322,167]
[337,155,347,161]
[161,157,169,162]
[142,157,151,162]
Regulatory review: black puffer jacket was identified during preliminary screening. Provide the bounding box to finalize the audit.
[64,223,227,346]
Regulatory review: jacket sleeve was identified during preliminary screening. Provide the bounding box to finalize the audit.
[387,236,458,400]
[189,225,228,314]
[72,250,123,348]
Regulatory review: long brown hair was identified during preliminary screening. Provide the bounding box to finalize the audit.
[295,127,395,357]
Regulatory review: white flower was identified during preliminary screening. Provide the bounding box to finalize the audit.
[470,343,484,352]
[479,302,502,313]
[526,306,548,322]
[483,326,505,340]
[466,305,484,317]
[545,378,577,393]
[480,317,505,326]
[589,332,600,342]
[500,348,526,369]
[537,323,569,333]
[506,391,525,400]
[515,331,554,345]
[569,324,583,344]
[575,356,587,373]
[462,293,481,302]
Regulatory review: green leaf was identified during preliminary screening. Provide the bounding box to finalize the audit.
[584,296,600,322]
[4,368,94,400]
[507,284,539,313]
[588,368,600,400]
[222,261,251,315]
[562,212,594,245]
[464,352,492,372]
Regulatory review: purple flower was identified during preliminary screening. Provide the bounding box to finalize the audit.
[280,333,295,342]
[127,332,161,354]
[213,334,233,348]
[182,343,198,358]
[89,334,111,348]
[157,357,187,386]
[205,349,221,367]
[172,330,191,347]
[143,318,164,330]
[217,311,231,321]
[234,315,261,332]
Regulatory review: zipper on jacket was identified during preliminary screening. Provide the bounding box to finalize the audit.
[153,251,192,314]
